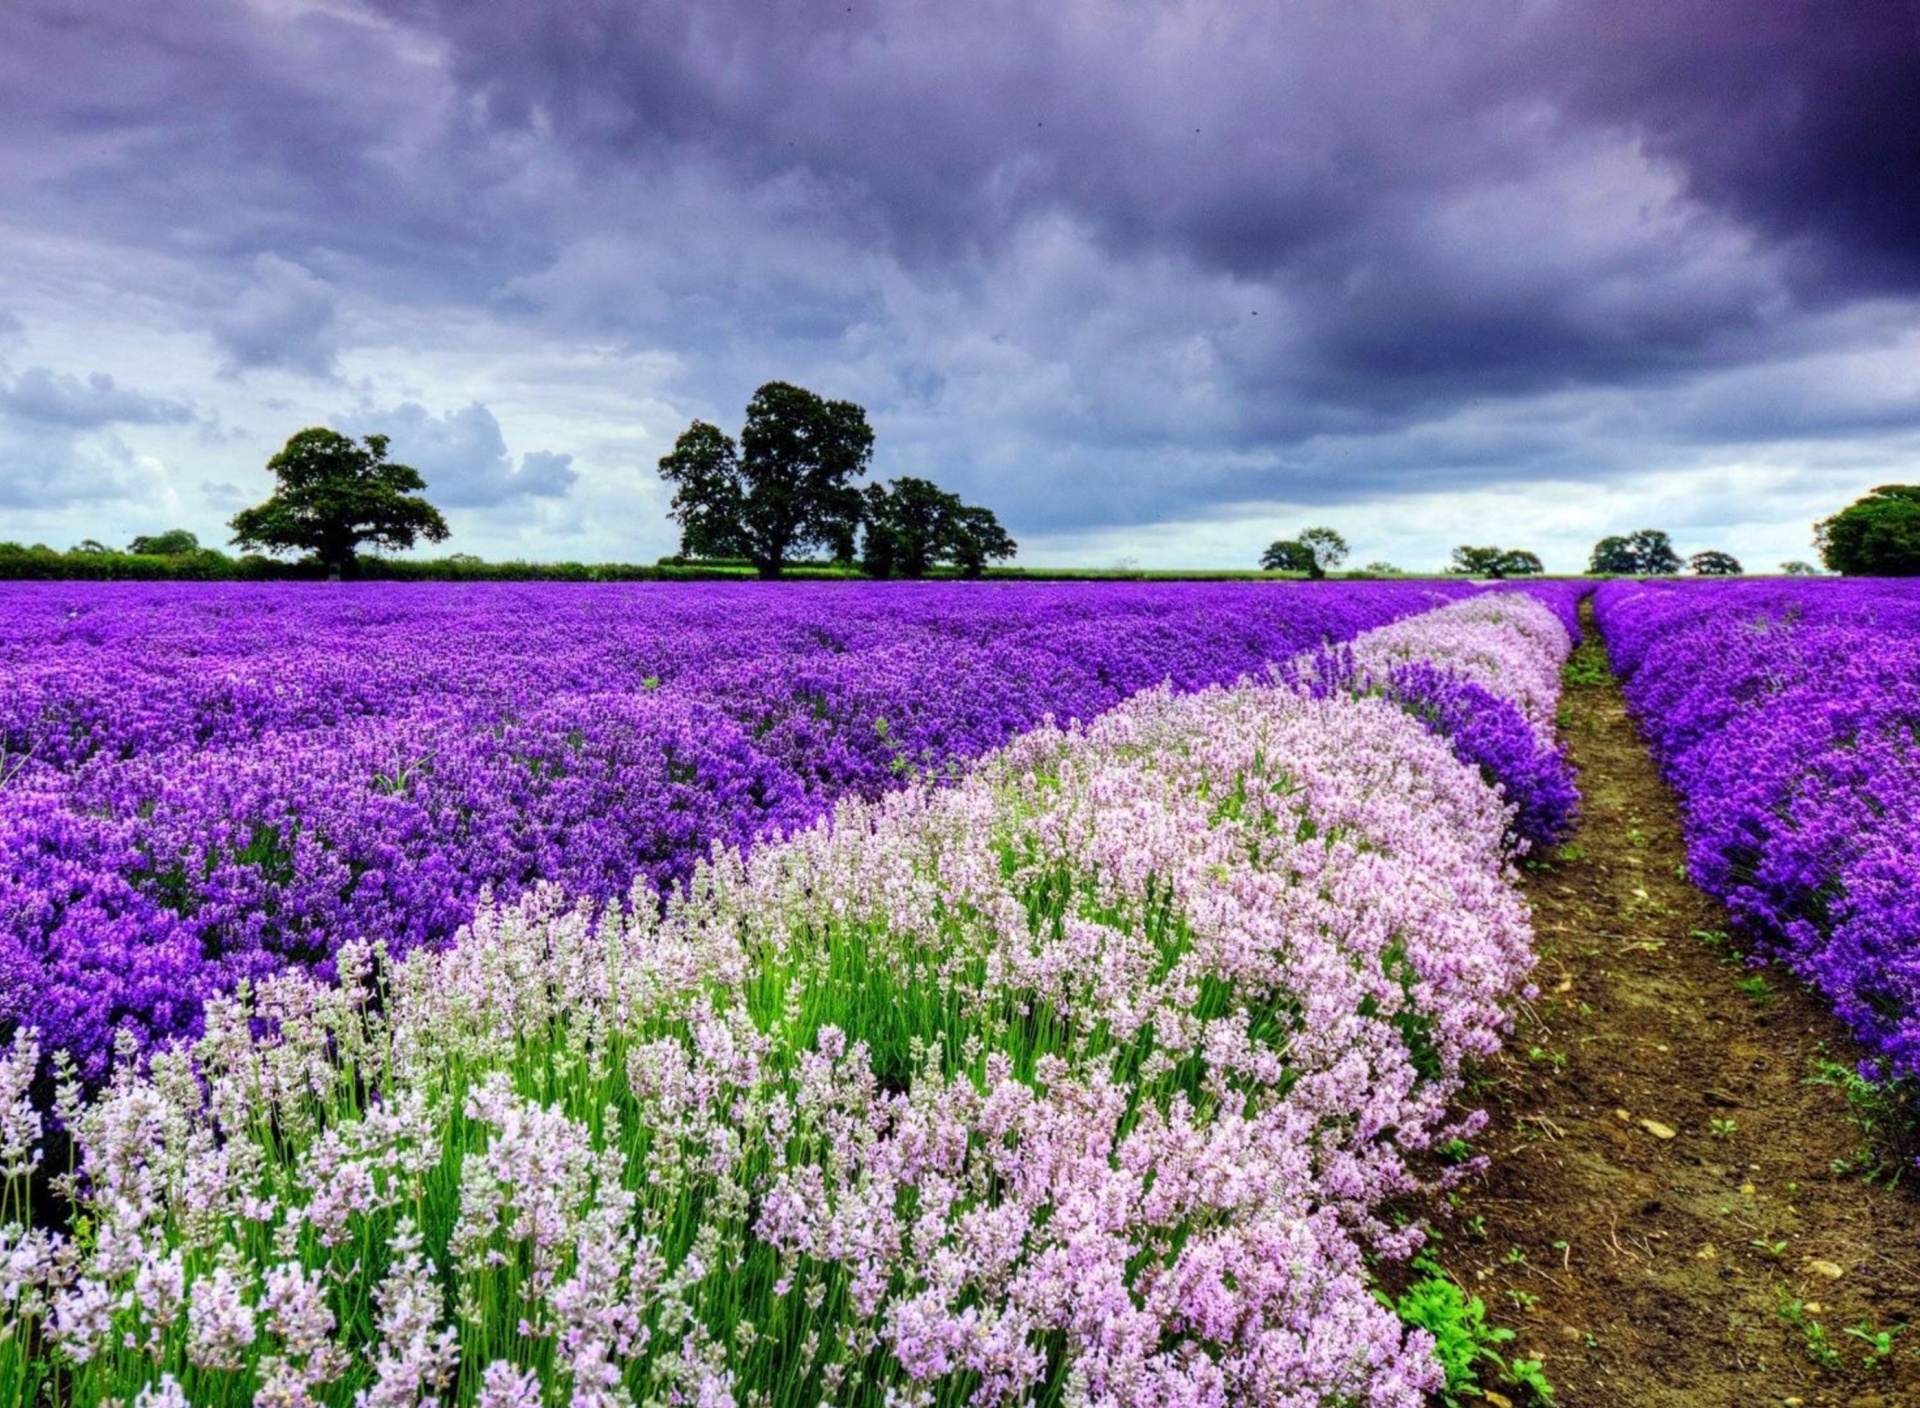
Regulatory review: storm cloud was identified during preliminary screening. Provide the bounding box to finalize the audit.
[1,0,1916,566]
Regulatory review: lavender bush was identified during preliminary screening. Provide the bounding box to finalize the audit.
[4,581,1505,1078]
[1597,579,1920,1077]
[1289,592,1579,851]
[0,592,1571,1408]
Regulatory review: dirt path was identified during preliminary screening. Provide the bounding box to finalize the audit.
[1429,608,1920,1406]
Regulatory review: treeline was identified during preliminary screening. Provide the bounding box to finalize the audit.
[0,541,892,583]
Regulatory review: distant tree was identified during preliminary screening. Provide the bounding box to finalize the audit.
[656,382,873,579]
[1588,529,1682,576]
[860,477,1017,578]
[1689,550,1743,576]
[1363,560,1399,575]
[1815,485,1920,576]
[1296,526,1349,578]
[71,539,112,554]
[230,428,449,578]
[1259,540,1316,574]
[128,528,201,556]
[1587,535,1633,574]
[1450,545,1543,579]
[1781,560,1821,577]
[947,503,1018,578]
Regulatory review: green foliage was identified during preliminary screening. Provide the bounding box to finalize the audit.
[0,541,249,580]
[1588,529,1682,576]
[1781,560,1821,576]
[1844,1318,1907,1369]
[230,428,450,576]
[1560,643,1611,687]
[1388,1259,1553,1403]
[1816,484,1920,576]
[1777,1288,1846,1371]
[127,528,202,556]
[1688,549,1742,576]
[1297,526,1349,576]
[860,476,1017,578]
[1260,527,1346,578]
[1808,1057,1920,1182]
[1259,539,1315,574]
[656,381,873,578]
[1450,545,1544,579]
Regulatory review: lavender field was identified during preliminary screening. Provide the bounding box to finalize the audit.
[0,583,1581,1407]
[1598,578,1920,1081]
[0,579,1586,1080]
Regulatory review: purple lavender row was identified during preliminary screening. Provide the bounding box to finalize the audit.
[4,580,1506,1078]
[1596,578,1920,1078]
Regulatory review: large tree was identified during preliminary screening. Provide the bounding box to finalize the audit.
[656,382,873,578]
[1449,545,1544,579]
[860,477,1017,578]
[230,428,449,578]
[1815,485,1920,576]
[1260,526,1347,579]
[1588,529,1682,576]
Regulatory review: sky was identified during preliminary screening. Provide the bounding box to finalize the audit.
[2,0,1916,572]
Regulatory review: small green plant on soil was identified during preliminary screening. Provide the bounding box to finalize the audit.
[1777,1288,1845,1371]
[1736,972,1775,1005]
[1692,927,1737,959]
[1845,1319,1907,1369]
[1710,1116,1738,1139]
[1561,644,1610,687]
[1808,1056,1920,1183]
[1387,1259,1555,1404]
[1555,841,1585,863]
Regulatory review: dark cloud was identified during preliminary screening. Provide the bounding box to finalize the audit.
[359,401,578,507]
[1,0,1917,553]
[0,367,194,429]
[1531,0,1920,292]
[356,0,1878,401]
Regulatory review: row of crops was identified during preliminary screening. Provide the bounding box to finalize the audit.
[0,580,1576,1081]
[1598,579,1920,1081]
[1,586,1577,1406]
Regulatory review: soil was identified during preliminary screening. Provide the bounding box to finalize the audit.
[1425,604,1920,1407]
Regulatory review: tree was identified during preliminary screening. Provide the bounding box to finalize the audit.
[1689,550,1743,576]
[1781,560,1821,577]
[1261,527,1346,579]
[656,382,874,578]
[1815,485,1920,576]
[1588,529,1682,576]
[1449,545,1544,579]
[71,539,112,554]
[1259,540,1315,574]
[860,478,1017,578]
[230,428,449,578]
[948,504,1018,578]
[1296,526,1349,578]
[1362,560,1400,575]
[128,528,201,556]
